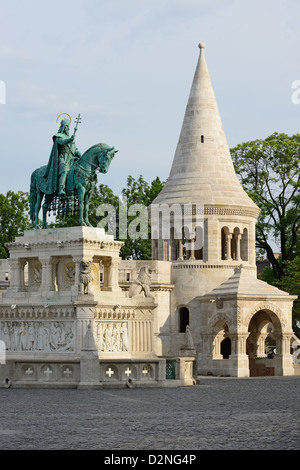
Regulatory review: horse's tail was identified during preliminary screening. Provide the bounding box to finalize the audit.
[29,170,37,222]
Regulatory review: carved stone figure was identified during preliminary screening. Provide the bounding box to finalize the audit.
[44,117,82,197]
[128,265,153,298]
[120,322,129,351]
[82,322,97,351]
[94,321,129,353]
[30,263,42,287]
[79,260,93,294]
[183,325,195,350]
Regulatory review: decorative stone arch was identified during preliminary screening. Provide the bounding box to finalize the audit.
[246,309,282,359]
[245,303,293,376]
[245,302,286,331]
[211,318,231,359]
[207,312,232,331]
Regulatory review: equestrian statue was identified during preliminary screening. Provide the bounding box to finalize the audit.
[29,114,118,228]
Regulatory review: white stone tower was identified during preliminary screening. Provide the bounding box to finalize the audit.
[151,42,259,270]
[150,43,296,377]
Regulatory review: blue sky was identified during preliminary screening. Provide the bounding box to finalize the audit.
[0,0,300,196]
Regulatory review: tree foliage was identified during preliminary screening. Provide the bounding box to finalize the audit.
[0,191,31,258]
[231,132,300,279]
[260,257,300,324]
[120,176,164,259]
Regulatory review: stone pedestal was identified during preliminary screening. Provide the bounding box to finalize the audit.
[0,226,181,388]
[78,322,102,389]
[4,226,123,303]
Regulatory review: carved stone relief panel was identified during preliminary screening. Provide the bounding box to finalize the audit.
[29,261,42,287]
[92,263,99,286]
[0,320,75,353]
[63,262,75,287]
[93,321,129,353]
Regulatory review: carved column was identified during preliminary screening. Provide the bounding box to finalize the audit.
[236,233,242,261]
[226,233,233,260]
[110,259,121,291]
[168,240,173,261]
[177,239,183,260]
[19,260,27,290]
[152,240,158,260]
[213,334,223,359]
[75,305,96,353]
[249,332,259,358]
[39,258,54,291]
[102,259,110,290]
[162,240,168,261]
[230,333,251,377]
[51,257,59,291]
[280,333,293,355]
[9,259,22,290]
[257,333,267,356]
[279,333,295,376]
[9,259,27,290]
[72,257,82,294]
[102,258,121,291]
[189,239,196,260]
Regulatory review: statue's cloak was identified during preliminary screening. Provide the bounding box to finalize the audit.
[37,134,64,195]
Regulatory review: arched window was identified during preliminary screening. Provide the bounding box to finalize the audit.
[194,225,203,260]
[221,337,231,359]
[170,227,178,261]
[221,227,228,260]
[241,228,248,261]
[231,227,240,260]
[179,306,190,332]
[182,226,191,260]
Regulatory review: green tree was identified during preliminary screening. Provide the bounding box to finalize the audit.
[231,132,300,279]
[278,257,300,323]
[120,175,165,259]
[260,257,300,327]
[0,191,30,258]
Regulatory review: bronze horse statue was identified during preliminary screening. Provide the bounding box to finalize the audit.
[29,143,117,229]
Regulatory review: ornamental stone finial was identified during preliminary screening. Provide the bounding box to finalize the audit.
[198,42,205,49]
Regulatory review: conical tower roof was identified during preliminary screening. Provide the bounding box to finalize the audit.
[152,43,259,216]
